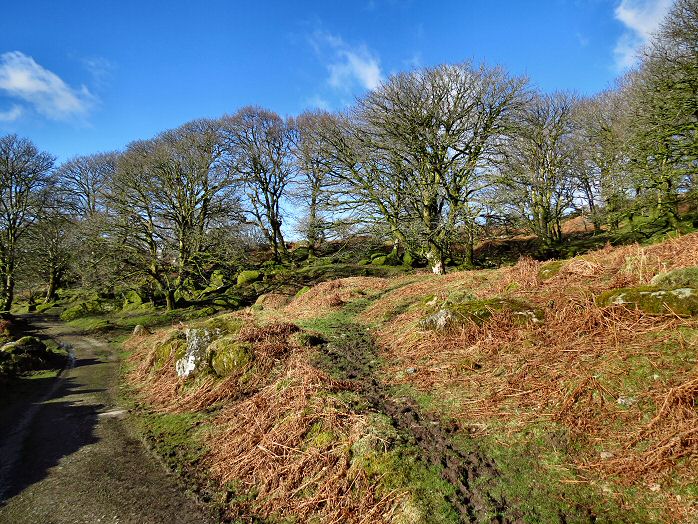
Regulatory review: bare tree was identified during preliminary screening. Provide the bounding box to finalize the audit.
[496,92,578,248]
[573,86,632,230]
[288,111,339,257]
[107,119,238,309]
[221,107,293,262]
[354,62,528,272]
[0,135,55,310]
[311,110,411,256]
[57,152,116,217]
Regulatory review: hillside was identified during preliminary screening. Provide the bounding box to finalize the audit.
[123,232,698,523]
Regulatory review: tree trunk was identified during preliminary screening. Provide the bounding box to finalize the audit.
[426,243,445,275]
[165,289,176,311]
[45,268,58,303]
[463,218,475,267]
[2,270,14,312]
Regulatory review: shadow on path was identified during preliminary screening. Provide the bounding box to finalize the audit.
[0,376,102,505]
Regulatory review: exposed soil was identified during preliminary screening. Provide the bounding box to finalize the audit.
[0,316,216,524]
[312,320,511,523]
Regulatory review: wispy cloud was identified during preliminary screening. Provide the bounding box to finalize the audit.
[0,104,22,122]
[613,0,672,70]
[82,56,114,88]
[312,32,383,92]
[304,95,331,111]
[0,51,95,121]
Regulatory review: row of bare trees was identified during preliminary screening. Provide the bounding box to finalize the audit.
[1,0,694,308]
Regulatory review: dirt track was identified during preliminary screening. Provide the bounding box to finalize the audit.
[314,319,509,523]
[0,317,215,524]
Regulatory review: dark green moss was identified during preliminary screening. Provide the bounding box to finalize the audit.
[596,286,698,316]
[421,297,544,330]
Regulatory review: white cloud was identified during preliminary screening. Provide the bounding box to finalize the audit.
[305,95,331,111]
[313,32,383,92]
[613,0,673,70]
[0,51,95,121]
[0,105,22,122]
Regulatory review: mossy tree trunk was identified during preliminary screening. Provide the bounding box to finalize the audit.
[45,268,59,303]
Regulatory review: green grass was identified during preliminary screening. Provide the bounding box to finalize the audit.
[354,444,459,524]
[132,410,209,475]
[469,425,660,523]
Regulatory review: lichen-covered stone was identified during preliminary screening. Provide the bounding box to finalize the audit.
[209,337,253,377]
[420,297,544,331]
[538,260,565,280]
[596,286,698,316]
[650,266,698,288]
[236,270,261,286]
[132,324,150,337]
[175,328,216,377]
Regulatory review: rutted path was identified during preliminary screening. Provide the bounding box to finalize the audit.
[314,320,510,523]
[0,316,215,524]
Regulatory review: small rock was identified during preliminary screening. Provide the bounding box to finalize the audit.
[132,324,151,336]
[616,396,637,407]
[406,367,416,374]
[599,451,613,459]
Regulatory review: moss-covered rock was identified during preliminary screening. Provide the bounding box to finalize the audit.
[1,336,46,355]
[60,300,104,321]
[420,297,544,331]
[650,266,698,288]
[0,336,67,374]
[175,328,216,377]
[596,285,698,316]
[122,289,144,311]
[236,270,262,286]
[384,250,401,266]
[371,255,387,266]
[209,337,253,377]
[199,315,244,335]
[538,260,565,280]
[255,293,292,310]
[291,247,310,262]
[295,286,311,298]
[209,269,227,289]
[154,332,187,368]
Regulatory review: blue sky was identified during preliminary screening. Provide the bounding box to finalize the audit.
[0,0,672,162]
